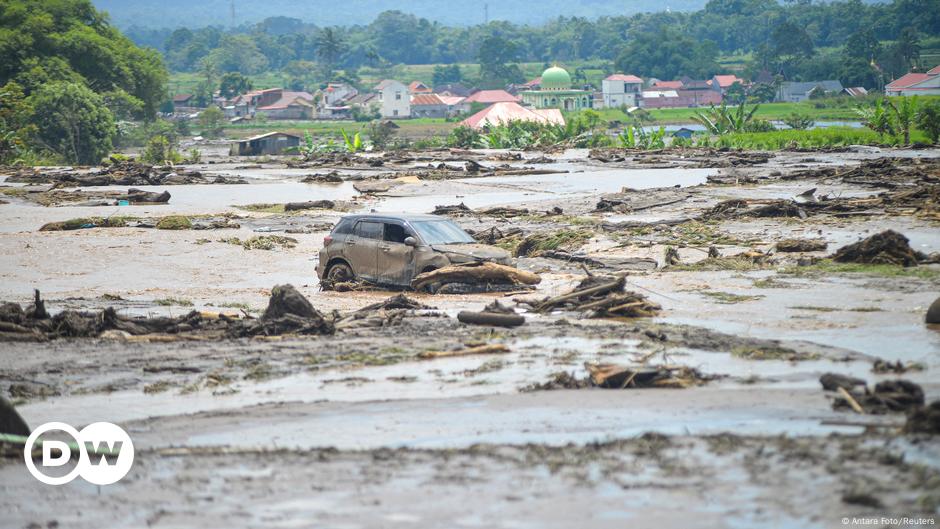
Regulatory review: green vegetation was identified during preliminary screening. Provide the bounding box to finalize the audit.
[708,127,926,150]
[154,297,194,307]
[141,135,181,165]
[693,101,761,135]
[1,0,167,164]
[696,290,765,304]
[155,215,193,230]
[782,260,940,281]
[220,235,298,251]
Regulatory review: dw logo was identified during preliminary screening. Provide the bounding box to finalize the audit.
[23,422,134,485]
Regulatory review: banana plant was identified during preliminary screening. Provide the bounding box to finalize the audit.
[340,129,363,153]
[886,96,918,145]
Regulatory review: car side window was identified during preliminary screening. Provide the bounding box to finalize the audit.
[355,221,383,240]
[383,223,409,244]
[333,219,353,235]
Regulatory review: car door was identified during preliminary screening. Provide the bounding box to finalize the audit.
[377,221,416,286]
[347,220,382,281]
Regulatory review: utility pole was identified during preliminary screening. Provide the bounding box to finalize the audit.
[484,3,488,24]
[230,0,235,28]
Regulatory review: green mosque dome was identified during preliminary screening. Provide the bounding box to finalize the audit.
[541,66,571,91]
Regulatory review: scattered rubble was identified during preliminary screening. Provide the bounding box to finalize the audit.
[0,286,333,342]
[3,159,237,186]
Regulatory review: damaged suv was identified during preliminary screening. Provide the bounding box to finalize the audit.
[317,213,512,288]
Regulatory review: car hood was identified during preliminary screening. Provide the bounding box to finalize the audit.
[431,243,511,262]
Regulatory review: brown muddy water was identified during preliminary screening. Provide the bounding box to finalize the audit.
[1,146,939,528]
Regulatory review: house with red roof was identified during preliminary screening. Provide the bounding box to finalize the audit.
[410,93,449,118]
[408,81,432,94]
[602,74,644,108]
[710,74,746,96]
[460,102,564,130]
[650,80,684,90]
[464,89,521,106]
[886,66,940,96]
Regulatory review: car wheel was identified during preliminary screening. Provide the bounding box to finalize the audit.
[324,262,354,289]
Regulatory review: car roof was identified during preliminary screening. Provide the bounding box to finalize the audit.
[340,213,448,222]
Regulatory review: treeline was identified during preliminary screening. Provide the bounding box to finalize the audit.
[137,0,937,87]
[0,0,168,164]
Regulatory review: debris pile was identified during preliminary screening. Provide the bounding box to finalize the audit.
[528,275,661,318]
[4,159,230,186]
[787,157,940,189]
[586,362,714,389]
[0,286,333,342]
[457,300,526,328]
[0,396,30,436]
[595,188,690,213]
[411,262,541,294]
[820,373,924,414]
[831,230,922,267]
[335,294,435,330]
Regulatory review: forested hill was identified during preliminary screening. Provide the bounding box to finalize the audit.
[94,0,716,28]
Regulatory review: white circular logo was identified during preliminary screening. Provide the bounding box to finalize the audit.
[23,421,134,485]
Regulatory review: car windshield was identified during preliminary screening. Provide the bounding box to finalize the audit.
[411,220,475,245]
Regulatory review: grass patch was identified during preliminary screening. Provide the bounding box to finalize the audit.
[215,301,251,310]
[154,297,194,307]
[155,215,192,230]
[731,345,819,361]
[789,305,839,312]
[782,260,940,280]
[751,277,791,289]
[0,187,29,197]
[697,290,765,304]
[143,381,173,394]
[235,203,287,214]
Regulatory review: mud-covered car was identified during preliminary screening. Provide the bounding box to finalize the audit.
[317,213,512,288]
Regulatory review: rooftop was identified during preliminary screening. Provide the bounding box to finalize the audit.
[464,89,521,104]
[606,74,643,84]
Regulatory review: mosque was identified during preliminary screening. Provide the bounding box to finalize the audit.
[519,65,593,111]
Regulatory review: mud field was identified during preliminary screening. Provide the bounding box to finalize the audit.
[1,145,939,528]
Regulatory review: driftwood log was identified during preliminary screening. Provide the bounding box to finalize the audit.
[411,262,541,292]
[418,344,510,359]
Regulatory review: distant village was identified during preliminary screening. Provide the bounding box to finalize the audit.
[172,64,940,133]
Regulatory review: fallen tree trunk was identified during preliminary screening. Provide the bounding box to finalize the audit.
[411,262,541,292]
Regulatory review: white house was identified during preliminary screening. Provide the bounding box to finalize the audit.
[602,74,644,108]
[374,79,411,118]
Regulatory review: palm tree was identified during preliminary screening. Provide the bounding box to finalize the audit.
[315,28,345,77]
